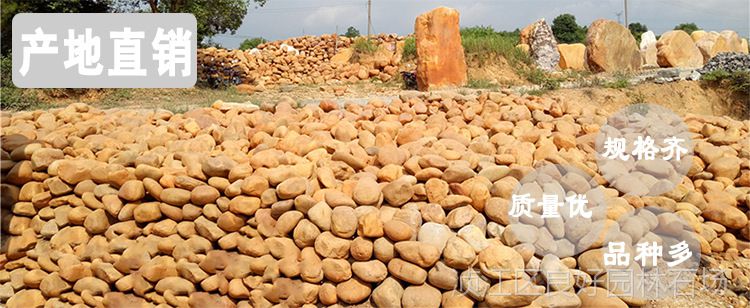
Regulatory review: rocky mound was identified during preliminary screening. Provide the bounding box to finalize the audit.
[197,34,404,88]
[1,91,749,307]
[698,52,750,74]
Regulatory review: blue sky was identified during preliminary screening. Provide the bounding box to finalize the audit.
[213,0,750,48]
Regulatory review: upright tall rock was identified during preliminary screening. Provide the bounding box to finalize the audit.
[657,30,703,68]
[414,7,467,91]
[639,31,658,68]
[527,19,560,71]
[584,19,641,72]
[639,31,657,50]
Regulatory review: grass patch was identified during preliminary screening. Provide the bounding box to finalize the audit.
[459,27,571,89]
[519,67,563,91]
[105,88,134,101]
[604,71,632,89]
[352,37,378,54]
[460,26,530,67]
[702,70,750,96]
[466,78,498,89]
[402,37,416,61]
[0,55,51,110]
[0,88,51,111]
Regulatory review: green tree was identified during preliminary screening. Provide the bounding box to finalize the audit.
[674,22,700,34]
[239,37,266,50]
[551,13,586,44]
[628,22,648,43]
[343,26,360,38]
[1,0,112,55]
[117,0,268,45]
[2,0,271,54]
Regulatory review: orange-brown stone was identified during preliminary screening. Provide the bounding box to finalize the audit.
[558,43,586,70]
[584,19,641,72]
[657,30,703,68]
[414,7,467,91]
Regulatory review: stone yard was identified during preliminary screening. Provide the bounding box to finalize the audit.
[2,86,750,307]
[2,5,750,308]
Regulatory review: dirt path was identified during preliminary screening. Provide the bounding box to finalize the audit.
[544,81,747,118]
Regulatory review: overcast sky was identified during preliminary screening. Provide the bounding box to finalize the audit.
[213,0,749,48]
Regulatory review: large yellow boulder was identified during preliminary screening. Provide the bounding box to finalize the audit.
[695,30,745,62]
[696,32,723,63]
[656,30,703,68]
[584,19,641,72]
[720,30,744,52]
[557,43,586,70]
[414,7,467,91]
[690,30,707,42]
[742,38,749,53]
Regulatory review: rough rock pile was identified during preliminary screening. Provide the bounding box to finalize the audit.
[197,34,404,88]
[1,91,749,307]
[698,52,750,74]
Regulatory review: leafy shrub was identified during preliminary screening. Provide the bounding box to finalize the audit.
[239,37,266,50]
[701,69,731,82]
[552,14,586,44]
[628,22,648,43]
[352,37,377,54]
[1,55,13,87]
[674,23,700,34]
[702,69,750,95]
[344,26,360,38]
[402,37,416,60]
[0,55,44,110]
